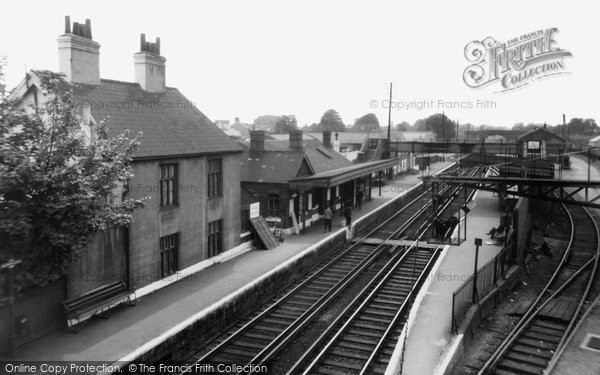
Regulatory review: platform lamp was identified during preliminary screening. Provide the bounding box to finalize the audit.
[473,238,482,304]
[460,196,477,244]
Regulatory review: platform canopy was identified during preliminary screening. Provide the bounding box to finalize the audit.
[289,158,399,192]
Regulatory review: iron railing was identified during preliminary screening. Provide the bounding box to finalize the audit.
[451,237,515,333]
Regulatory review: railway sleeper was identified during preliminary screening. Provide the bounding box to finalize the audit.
[496,357,544,375]
[512,343,554,359]
[505,350,550,368]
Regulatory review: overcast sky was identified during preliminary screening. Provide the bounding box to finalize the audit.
[1,0,597,128]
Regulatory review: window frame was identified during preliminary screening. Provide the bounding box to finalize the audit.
[159,233,179,278]
[207,159,222,197]
[207,219,223,258]
[267,193,280,217]
[160,163,178,207]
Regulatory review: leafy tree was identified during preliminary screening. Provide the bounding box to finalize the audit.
[274,115,298,134]
[413,118,427,131]
[395,121,411,131]
[567,118,598,135]
[512,122,524,131]
[415,113,456,139]
[317,109,346,132]
[0,56,6,98]
[253,115,283,131]
[353,113,380,132]
[0,72,146,289]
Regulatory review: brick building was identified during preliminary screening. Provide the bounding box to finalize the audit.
[9,17,243,298]
[241,130,398,234]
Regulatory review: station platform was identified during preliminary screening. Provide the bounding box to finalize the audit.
[401,189,505,375]
[1,162,452,363]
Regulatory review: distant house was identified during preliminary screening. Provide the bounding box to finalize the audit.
[9,17,243,301]
[240,130,398,234]
[231,117,252,139]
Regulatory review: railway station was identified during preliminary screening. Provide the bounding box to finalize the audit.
[2,8,600,375]
[5,122,600,375]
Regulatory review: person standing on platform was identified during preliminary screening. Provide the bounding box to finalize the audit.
[323,205,333,232]
[344,204,352,227]
[356,187,364,210]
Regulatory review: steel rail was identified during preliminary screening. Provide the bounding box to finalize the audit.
[186,182,443,371]
[477,196,599,374]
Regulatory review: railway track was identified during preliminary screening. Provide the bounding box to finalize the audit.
[476,198,600,375]
[290,171,480,375]
[179,167,480,375]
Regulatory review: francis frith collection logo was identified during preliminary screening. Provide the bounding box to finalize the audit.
[463,28,572,92]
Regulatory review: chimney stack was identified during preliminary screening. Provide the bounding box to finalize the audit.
[57,16,101,85]
[322,131,332,148]
[250,130,265,157]
[134,33,166,92]
[289,130,304,150]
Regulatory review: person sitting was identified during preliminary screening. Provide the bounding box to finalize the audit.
[539,240,553,258]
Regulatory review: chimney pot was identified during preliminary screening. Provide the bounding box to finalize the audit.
[58,16,101,85]
[134,33,166,92]
[85,19,92,39]
[64,16,71,34]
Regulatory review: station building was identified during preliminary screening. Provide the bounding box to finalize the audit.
[516,125,566,159]
[240,130,398,234]
[5,16,243,346]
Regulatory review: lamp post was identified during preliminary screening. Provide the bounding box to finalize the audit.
[473,238,482,303]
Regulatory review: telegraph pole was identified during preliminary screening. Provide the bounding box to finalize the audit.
[456,118,459,141]
[386,83,393,180]
[387,82,392,159]
[442,110,445,140]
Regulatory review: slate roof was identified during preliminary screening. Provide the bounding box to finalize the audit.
[517,127,565,142]
[231,122,251,138]
[239,138,354,184]
[31,70,242,159]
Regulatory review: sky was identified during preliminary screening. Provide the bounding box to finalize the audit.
[1,0,598,128]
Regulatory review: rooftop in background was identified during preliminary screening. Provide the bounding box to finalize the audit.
[516,126,566,143]
[239,134,353,184]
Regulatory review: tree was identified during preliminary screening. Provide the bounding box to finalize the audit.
[253,115,283,131]
[274,115,298,134]
[415,113,456,139]
[353,113,380,132]
[317,109,346,132]
[0,72,146,289]
[567,118,598,135]
[0,56,6,98]
[512,122,524,131]
[395,121,411,131]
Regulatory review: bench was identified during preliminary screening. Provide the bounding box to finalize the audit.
[62,281,135,330]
